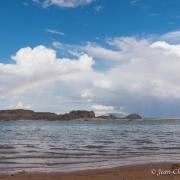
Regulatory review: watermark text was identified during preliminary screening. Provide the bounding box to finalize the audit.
[151,168,180,176]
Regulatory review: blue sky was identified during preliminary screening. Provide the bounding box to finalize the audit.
[1,0,180,117]
[1,0,180,61]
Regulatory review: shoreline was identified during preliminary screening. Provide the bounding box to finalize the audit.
[1,117,180,121]
[0,162,179,180]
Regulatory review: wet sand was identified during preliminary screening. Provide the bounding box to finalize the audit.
[1,163,180,180]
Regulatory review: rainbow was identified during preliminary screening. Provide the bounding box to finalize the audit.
[0,70,75,98]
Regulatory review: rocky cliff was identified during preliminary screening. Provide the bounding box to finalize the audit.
[59,110,95,120]
[0,109,143,121]
[0,109,95,120]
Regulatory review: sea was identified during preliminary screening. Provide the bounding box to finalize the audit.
[0,119,180,173]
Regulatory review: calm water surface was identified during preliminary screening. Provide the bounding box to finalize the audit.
[0,119,180,173]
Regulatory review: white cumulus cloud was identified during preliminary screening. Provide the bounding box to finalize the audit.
[2,33,180,117]
[38,0,93,8]
[9,102,31,110]
[91,104,114,111]
[160,30,180,43]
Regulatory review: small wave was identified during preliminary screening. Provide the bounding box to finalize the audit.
[0,145,15,149]
[95,140,114,144]
[85,145,104,149]
[0,151,18,154]
[136,147,160,150]
[50,147,67,150]
[134,139,153,145]
[163,147,180,150]
[24,145,37,148]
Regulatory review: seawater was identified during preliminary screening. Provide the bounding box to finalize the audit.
[0,119,180,173]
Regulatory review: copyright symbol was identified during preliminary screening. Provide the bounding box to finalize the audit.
[151,169,156,175]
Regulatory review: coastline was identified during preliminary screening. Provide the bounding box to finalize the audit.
[1,109,180,121]
[0,162,179,180]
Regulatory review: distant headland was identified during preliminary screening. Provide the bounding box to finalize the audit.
[0,109,142,120]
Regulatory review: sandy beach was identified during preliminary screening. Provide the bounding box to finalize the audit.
[1,163,180,180]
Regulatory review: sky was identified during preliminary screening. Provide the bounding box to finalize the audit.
[1,0,180,117]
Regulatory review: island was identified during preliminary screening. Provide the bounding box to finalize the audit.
[0,109,142,120]
[96,113,142,120]
[0,109,143,121]
[0,109,95,120]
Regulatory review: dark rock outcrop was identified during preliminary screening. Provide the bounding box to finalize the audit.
[59,110,95,120]
[126,113,142,120]
[0,109,142,121]
[0,109,57,120]
[97,115,117,119]
[0,109,95,120]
